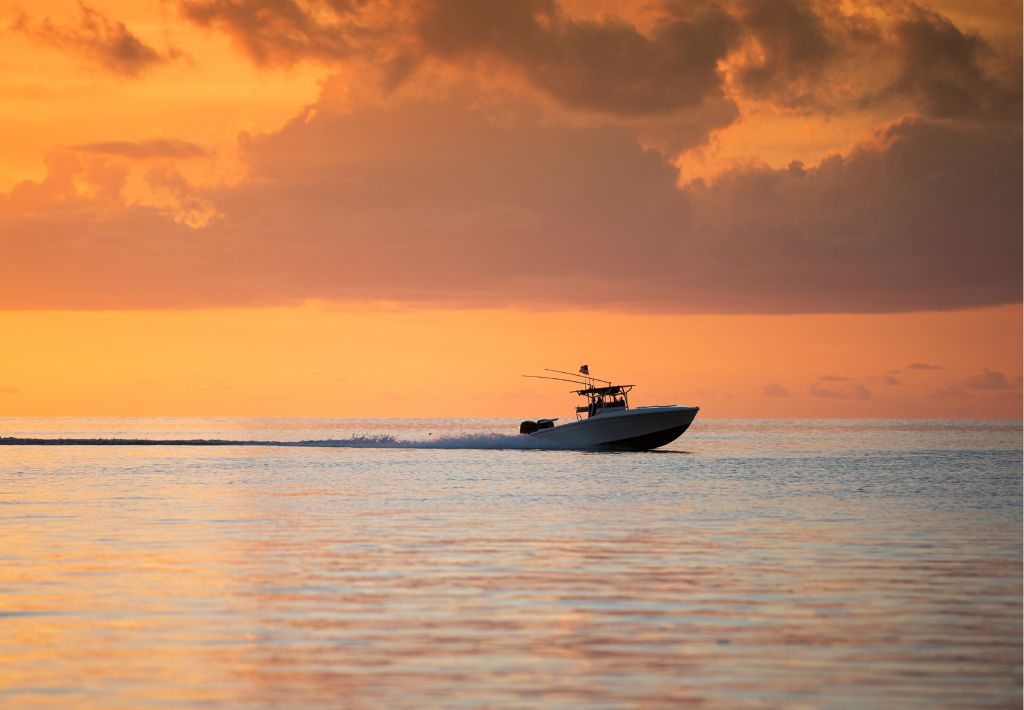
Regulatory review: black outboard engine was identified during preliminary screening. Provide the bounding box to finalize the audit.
[520,419,556,434]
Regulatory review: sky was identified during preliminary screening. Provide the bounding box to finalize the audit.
[0,0,1020,418]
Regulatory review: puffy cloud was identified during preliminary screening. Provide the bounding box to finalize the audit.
[809,382,870,400]
[761,383,789,397]
[965,368,1012,390]
[13,3,182,77]
[727,0,1020,118]
[879,5,1021,120]
[929,369,1022,398]
[179,0,740,117]
[178,0,378,66]
[170,0,1020,123]
[730,0,875,108]
[415,0,739,116]
[678,118,1021,312]
[929,385,967,399]
[0,95,1019,311]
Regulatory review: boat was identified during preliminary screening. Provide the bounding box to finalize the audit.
[519,367,699,451]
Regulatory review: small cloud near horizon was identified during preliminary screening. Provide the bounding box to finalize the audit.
[809,383,871,400]
[818,374,851,382]
[966,368,1013,390]
[761,383,789,398]
[884,375,902,385]
[929,385,969,399]
[906,362,941,370]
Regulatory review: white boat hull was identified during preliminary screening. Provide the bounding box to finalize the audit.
[528,405,699,451]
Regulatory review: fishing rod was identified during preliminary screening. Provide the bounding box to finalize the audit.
[522,374,591,387]
[544,367,611,385]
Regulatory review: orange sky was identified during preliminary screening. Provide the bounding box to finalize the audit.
[0,0,1020,418]
[1,304,1019,418]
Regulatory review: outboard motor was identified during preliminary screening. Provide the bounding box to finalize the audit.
[537,419,556,430]
[520,420,540,434]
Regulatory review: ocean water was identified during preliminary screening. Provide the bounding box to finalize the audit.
[0,418,1020,708]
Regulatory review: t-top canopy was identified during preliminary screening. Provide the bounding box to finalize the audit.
[575,385,634,397]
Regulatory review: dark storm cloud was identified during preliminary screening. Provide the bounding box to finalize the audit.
[179,0,741,116]
[416,0,739,115]
[732,0,843,106]
[213,105,1022,314]
[170,0,1022,122]
[169,0,1021,125]
[13,3,181,77]
[178,0,361,65]
[679,118,1022,312]
[72,140,208,159]
[1,95,1019,312]
[878,5,1021,120]
[730,0,1019,117]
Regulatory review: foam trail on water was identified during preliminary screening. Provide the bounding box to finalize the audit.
[0,434,566,450]
[303,434,563,450]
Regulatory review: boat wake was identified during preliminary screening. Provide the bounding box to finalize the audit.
[303,434,563,450]
[0,434,565,450]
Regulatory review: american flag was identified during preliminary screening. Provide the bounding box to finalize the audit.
[579,364,589,375]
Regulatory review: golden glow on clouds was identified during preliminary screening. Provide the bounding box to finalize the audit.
[676,107,878,183]
[0,0,327,190]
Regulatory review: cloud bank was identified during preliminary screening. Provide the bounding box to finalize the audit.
[1,92,1020,311]
[2,0,1020,313]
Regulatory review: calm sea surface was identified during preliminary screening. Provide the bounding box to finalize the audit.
[1,418,1020,708]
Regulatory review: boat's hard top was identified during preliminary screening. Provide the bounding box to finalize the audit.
[575,384,633,396]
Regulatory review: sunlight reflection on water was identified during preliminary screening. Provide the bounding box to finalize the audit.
[0,419,1020,708]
